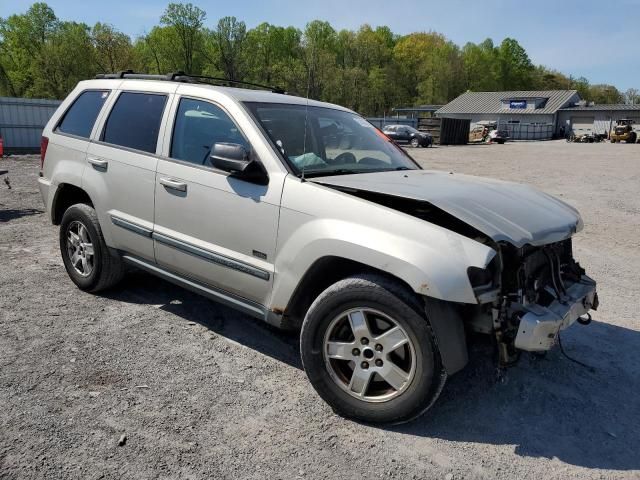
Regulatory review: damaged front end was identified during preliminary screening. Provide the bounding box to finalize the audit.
[312,171,599,367]
[472,238,598,365]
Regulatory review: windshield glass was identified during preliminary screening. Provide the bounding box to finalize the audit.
[244,102,419,177]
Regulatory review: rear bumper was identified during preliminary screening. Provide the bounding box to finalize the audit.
[514,275,597,352]
[38,177,54,221]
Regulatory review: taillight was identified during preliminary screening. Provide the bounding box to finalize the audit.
[40,136,49,170]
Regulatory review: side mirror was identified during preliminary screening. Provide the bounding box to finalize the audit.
[210,142,269,185]
[211,142,251,173]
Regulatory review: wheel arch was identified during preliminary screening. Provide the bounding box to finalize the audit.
[278,256,469,375]
[280,255,415,328]
[52,183,94,225]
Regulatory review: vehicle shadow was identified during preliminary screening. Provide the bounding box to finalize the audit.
[103,271,302,369]
[105,271,639,471]
[385,321,640,471]
[0,208,44,222]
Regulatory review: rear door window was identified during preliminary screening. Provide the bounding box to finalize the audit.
[102,92,167,154]
[56,90,110,138]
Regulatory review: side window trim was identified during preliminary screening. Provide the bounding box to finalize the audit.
[98,90,169,155]
[54,89,112,140]
[165,94,251,169]
[90,88,120,141]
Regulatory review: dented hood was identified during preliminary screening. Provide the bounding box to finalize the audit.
[311,170,583,247]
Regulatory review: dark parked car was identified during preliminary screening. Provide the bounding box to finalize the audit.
[382,125,432,147]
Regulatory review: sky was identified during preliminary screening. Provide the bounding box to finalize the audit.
[2,0,639,91]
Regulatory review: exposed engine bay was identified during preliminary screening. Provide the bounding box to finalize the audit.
[326,186,598,365]
[478,239,598,364]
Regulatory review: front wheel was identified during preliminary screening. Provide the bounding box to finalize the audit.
[410,138,420,148]
[300,274,445,424]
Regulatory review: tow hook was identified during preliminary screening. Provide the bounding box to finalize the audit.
[577,312,592,325]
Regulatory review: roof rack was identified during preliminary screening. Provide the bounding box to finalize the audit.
[94,70,287,94]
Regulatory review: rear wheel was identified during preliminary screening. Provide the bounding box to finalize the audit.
[300,274,445,424]
[60,203,124,292]
[628,132,637,144]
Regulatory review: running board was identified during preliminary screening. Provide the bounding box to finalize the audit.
[122,255,271,321]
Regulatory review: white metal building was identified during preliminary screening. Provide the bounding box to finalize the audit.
[436,90,581,139]
[557,104,640,137]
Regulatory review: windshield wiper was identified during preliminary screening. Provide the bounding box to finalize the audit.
[303,168,359,178]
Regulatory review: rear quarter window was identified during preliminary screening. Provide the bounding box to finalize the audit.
[101,92,167,154]
[56,90,110,138]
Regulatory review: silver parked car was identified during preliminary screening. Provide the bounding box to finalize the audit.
[38,72,598,424]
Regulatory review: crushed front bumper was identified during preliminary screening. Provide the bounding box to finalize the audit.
[514,275,597,352]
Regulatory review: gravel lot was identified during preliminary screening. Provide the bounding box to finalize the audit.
[1,141,639,479]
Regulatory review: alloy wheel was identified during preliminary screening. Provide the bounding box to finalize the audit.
[66,220,95,277]
[323,308,416,402]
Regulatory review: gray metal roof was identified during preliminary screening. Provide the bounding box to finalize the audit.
[559,104,640,111]
[436,90,579,115]
[392,105,444,113]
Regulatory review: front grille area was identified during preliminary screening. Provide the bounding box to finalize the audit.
[500,239,582,307]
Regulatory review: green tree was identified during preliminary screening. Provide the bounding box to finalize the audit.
[0,2,58,96]
[495,38,534,90]
[625,88,639,105]
[531,66,571,90]
[245,23,301,88]
[300,20,337,99]
[587,84,623,104]
[136,26,183,74]
[37,21,95,98]
[461,39,498,91]
[91,23,134,73]
[210,16,247,81]
[160,3,205,73]
[393,32,462,106]
[0,1,627,109]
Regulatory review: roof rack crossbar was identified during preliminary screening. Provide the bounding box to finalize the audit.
[174,74,286,94]
[94,71,286,94]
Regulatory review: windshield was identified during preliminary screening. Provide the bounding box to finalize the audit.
[244,102,420,177]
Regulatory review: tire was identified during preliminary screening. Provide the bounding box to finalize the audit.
[59,203,124,292]
[628,133,637,144]
[300,274,445,424]
[410,138,420,148]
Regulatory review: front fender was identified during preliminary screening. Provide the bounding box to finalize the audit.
[270,182,496,310]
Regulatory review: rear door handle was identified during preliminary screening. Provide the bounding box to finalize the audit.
[87,157,108,169]
[159,177,187,192]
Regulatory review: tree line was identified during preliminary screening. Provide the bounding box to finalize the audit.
[1,2,637,115]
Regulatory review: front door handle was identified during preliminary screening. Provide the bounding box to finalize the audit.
[159,177,187,192]
[87,156,108,169]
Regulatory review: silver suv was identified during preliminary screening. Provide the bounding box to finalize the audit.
[38,72,598,424]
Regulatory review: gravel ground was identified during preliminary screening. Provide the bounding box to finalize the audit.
[1,141,639,479]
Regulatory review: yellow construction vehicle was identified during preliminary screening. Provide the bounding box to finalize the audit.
[610,119,637,143]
